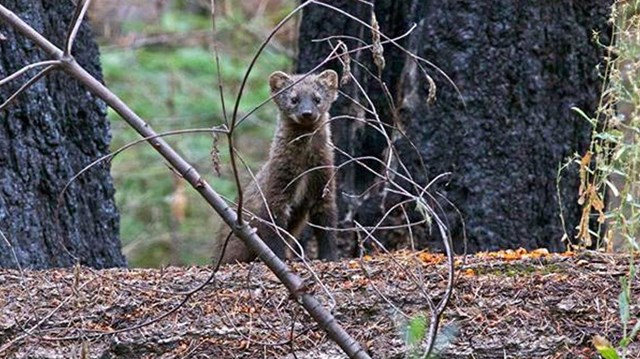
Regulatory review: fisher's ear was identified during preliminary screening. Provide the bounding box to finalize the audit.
[317,70,338,90]
[269,71,291,92]
[317,70,339,101]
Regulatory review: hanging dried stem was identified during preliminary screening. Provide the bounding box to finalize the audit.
[337,40,352,85]
[370,9,385,75]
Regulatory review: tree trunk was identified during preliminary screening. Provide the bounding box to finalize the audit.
[297,1,611,256]
[0,0,125,269]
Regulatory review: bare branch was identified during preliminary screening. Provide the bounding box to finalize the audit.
[0,229,22,277]
[0,59,61,112]
[57,127,227,220]
[65,0,93,56]
[0,60,60,86]
[0,64,56,111]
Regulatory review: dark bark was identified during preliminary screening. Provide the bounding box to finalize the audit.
[0,1,125,269]
[297,1,610,256]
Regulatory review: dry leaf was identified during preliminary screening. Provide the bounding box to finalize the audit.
[418,251,444,264]
[577,151,592,199]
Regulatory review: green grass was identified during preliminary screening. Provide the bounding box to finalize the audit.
[99,4,294,267]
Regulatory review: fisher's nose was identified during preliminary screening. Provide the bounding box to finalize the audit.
[298,99,316,121]
[301,109,314,119]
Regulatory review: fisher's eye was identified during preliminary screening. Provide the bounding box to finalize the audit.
[313,95,322,104]
[291,96,299,105]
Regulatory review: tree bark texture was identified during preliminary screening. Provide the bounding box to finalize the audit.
[0,1,125,269]
[297,1,611,256]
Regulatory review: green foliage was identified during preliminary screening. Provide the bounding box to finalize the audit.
[617,261,639,356]
[406,314,428,348]
[98,3,293,266]
[572,0,640,250]
[596,345,620,359]
[594,261,638,358]
[403,314,432,359]
[401,313,458,359]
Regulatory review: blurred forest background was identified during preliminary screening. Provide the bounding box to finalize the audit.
[89,0,294,267]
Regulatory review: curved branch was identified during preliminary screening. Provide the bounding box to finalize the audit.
[65,0,92,56]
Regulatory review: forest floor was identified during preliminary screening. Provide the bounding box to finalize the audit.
[0,250,638,358]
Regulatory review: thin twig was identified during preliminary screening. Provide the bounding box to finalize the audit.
[65,0,93,56]
[0,60,60,86]
[209,0,229,127]
[0,64,57,111]
[0,229,23,277]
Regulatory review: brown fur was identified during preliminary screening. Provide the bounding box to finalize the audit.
[216,70,339,264]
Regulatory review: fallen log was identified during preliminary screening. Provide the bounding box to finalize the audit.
[0,251,637,358]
